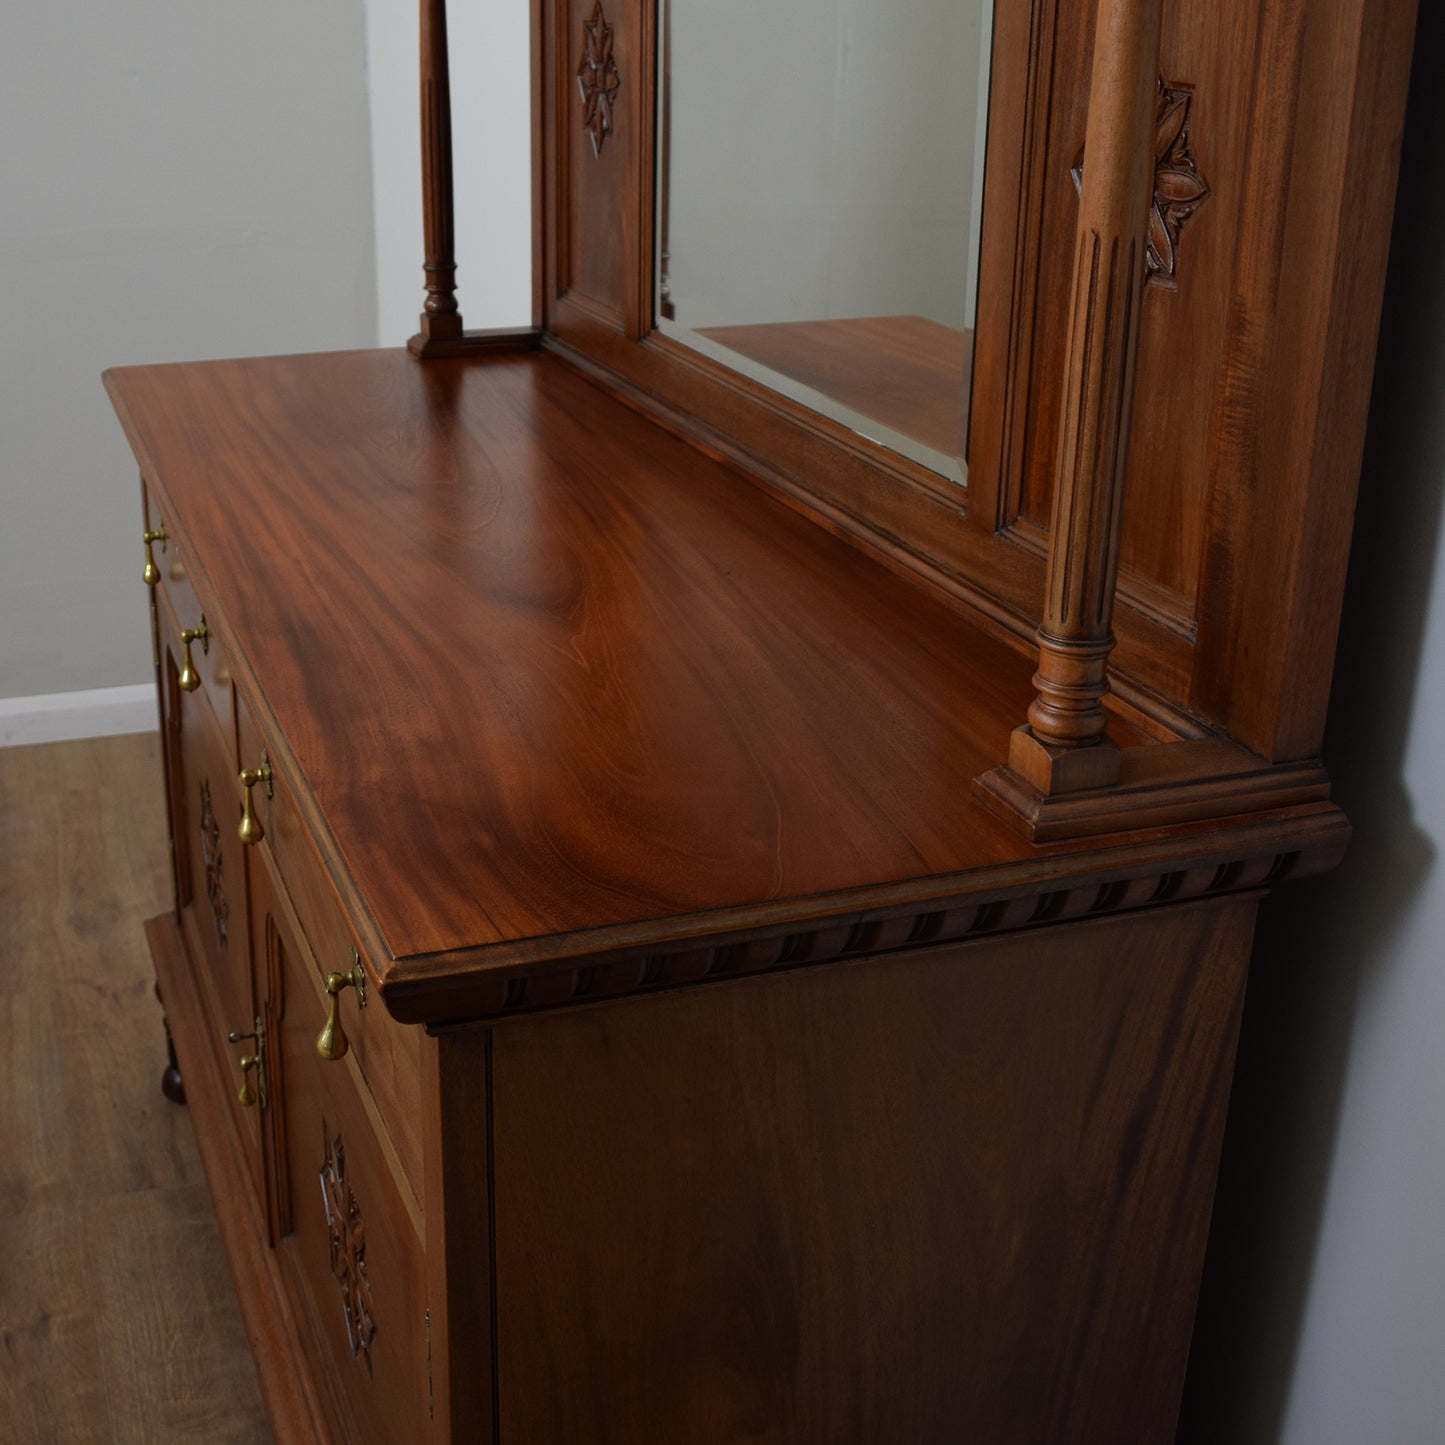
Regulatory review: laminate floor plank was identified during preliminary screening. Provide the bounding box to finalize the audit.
[80,1184,268,1445]
[0,734,272,1445]
[0,1310,112,1445]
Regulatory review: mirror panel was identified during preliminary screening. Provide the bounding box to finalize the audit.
[656,0,994,484]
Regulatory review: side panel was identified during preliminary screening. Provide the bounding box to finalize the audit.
[154,595,263,1201]
[491,896,1256,1445]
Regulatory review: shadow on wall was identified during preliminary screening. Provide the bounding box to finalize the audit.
[1176,9,1445,1443]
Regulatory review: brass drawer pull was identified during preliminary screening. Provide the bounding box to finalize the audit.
[227,1018,267,1108]
[316,951,368,1062]
[238,753,274,846]
[142,526,167,586]
[178,616,210,692]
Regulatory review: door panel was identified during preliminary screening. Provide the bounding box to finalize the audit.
[159,634,263,1199]
[259,856,429,1445]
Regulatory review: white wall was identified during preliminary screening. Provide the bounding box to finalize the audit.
[1179,12,1445,1439]
[665,0,986,331]
[364,0,532,344]
[0,0,378,702]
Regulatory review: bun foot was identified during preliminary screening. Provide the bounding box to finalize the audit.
[155,981,187,1105]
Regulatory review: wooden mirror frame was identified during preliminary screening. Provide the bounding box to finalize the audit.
[408,0,1417,841]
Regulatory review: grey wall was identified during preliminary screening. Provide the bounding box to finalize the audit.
[1,0,378,700]
[364,0,532,345]
[1180,10,1445,1439]
[665,0,987,332]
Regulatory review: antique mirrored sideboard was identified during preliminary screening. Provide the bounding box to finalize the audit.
[104,0,1418,1440]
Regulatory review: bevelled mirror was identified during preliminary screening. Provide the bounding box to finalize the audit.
[654,0,994,485]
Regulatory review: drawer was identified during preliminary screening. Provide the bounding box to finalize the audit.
[153,618,264,1202]
[235,689,426,1200]
[151,541,233,743]
[142,489,192,613]
[253,852,429,1445]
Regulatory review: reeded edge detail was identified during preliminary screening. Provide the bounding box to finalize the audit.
[411,832,1344,1029]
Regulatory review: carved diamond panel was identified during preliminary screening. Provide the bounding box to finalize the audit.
[198,778,228,950]
[577,0,621,156]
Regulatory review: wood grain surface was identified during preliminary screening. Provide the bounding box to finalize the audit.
[491,896,1256,1444]
[0,735,271,1445]
[106,347,1155,969]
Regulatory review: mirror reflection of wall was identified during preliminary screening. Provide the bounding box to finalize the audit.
[658,0,993,483]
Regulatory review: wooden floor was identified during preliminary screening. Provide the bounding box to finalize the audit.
[0,733,272,1444]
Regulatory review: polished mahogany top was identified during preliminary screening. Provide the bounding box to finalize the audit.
[109,346,1328,978]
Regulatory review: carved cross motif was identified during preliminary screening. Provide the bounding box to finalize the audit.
[319,1125,376,1371]
[1072,77,1212,286]
[576,0,621,157]
[198,778,228,949]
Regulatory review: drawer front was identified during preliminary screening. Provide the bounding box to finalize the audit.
[236,692,426,1200]
[254,854,429,1445]
[152,544,233,743]
[143,489,195,616]
[157,624,264,1197]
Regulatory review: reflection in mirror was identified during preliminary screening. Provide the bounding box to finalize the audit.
[656,0,993,485]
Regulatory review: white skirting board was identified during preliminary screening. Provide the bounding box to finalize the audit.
[0,685,156,748]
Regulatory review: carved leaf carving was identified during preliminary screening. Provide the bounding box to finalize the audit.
[1072,77,1212,287]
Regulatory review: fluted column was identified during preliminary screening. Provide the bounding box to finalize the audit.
[411,0,465,352]
[1008,0,1164,795]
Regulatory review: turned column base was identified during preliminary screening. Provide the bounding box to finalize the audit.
[974,737,1333,843]
[408,310,464,358]
[1008,725,1122,795]
[407,326,545,361]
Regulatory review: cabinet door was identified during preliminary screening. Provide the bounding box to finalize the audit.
[250,853,430,1445]
[158,635,263,1195]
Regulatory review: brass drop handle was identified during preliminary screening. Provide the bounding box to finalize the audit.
[142,526,167,586]
[316,951,368,1062]
[236,1055,259,1107]
[178,616,210,692]
[227,1019,266,1108]
[238,754,273,846]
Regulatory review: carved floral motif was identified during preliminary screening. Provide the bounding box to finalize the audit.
[198,779,228,950]
[1072,77,1212,286]
[320,1126,376,1371]
[576,0,621,156]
